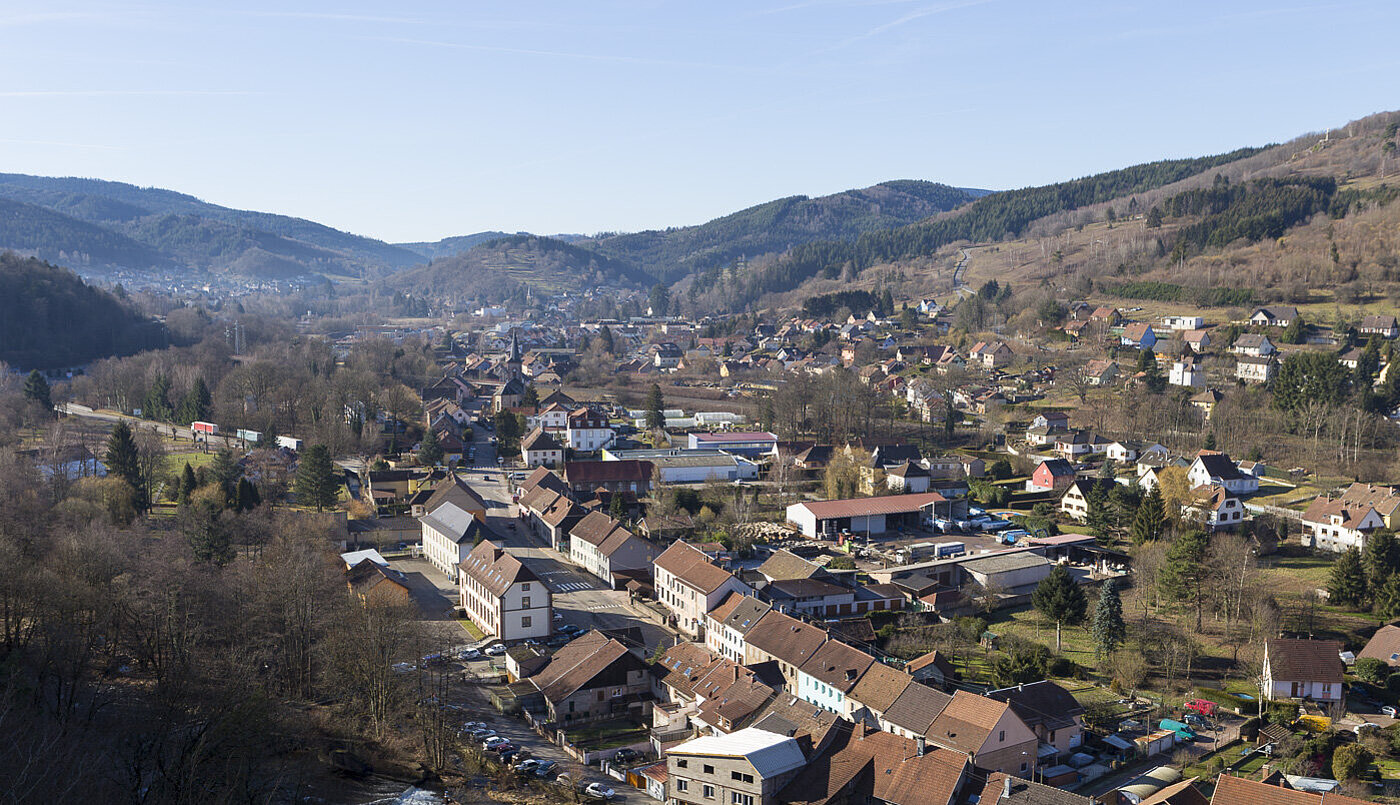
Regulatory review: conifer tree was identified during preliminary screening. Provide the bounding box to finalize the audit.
[1131,486,1166,544]
[1160,530,1210,630]
[646,384,666,430]
[1373,573,1400,620]
[176,377,212,424]
[1328,547,1368,609]
[178,462,197,504]
[418,428,444,466]
[1092,578,1126,660]
[295,444,338,512]
[23,369,52,414]
[1032,564,1087,652]
[105,421,144,509]
[1363,530,1398,593]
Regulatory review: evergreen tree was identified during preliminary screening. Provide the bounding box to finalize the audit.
[598,326,615,355]
[1092,578,1127,660]
[1363,530,1399,592]
[183,500,233,565]
[22,369,52,413]
[209,448,240,508]
[295,444,339,512]
[1328,547,1368,609]
[1085,479,1114,543]
[1131,486,1166,544]
[142,373,174,422]
[1281,316,1306,345]
[1160,530,1210,630]
[235,477,261,512]
[1374,573,1400,620]
[646,384,666,430]
[1357,337,1382,387]
[175,377,212,424]
[177,462,198,504]
[522,384,540,410]
[1032,564,1087,652]
[418,428,444,466]
[1138,352,1166,393]
[609,490,627,520]
[104,421,144,509]
[1203,432,1217,451]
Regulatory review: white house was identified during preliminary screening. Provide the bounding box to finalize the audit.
[565,407,614,452]
[1169,358,1205,389]
[521,427,565,468]
[1187,452,1259,495]
[1058,479,1095,523]
[418,476,488,582]
[1262,638,1343,704]
[1236,355,1277,384]
[653,541,751,638]
[458,539,552,641]
[796,639,875,717]
[1302,495,1385,553]
[568,511,659,589]
[1250,306,1298,328]
[1232,333,1276,357]
[1183,484,1247,531]
[1162,315,1205,331]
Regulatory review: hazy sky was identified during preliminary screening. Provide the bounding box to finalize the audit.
[3,1,1397,242]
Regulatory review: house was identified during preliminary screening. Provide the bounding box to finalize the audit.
[1301,493,1386,553]
[1059,479,1095,523]
[756,549,830,585]
[1361,314,1400,339]
[1261,638,1344,704]
[1169,358,1205,389]
[345,558,413,607]
[885,461,931,494]
[653,342,684,369]
[1250,306,1299,328]
[529,401,573,432]
[563,460,654,495]
[1183,485,1247,531]
[1031,411,1071,432]
[1191,389,1223,418]
[1083,359,1118,386]
[987,681,1085,761]
[797,640,877,717]
[569,511,659,589]
[1089,306,1121,326]
[980,774,1094,805]
[522,488,586,552]
[878,680,953,740]
[521,427,564,468]
[523,631,652,723]
[654,541,751,637]
[1162,315,1205,331]
[785,492,950,538]
[1358,624,1400,668]
[457,539,551,641]
[1120,323,1157,350]
[418,475,489,582]
[970,341,1013,369]
[925,690,1039,776]
[778,722,971,805]
[1027,459,1076,493]
[666,727,807,805]
[743,610,828,689]
[1053,430,1101,460]
[705,593,773,664]
[905,650,957,688]
[1231,333,1276,357]
[1187,452,1258,495]
[846,661,915,724]
[565,407,614,452]
[1209,775,1360,805]
[1183,329,1212,352]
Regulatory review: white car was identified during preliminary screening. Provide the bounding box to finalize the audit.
[484,735,509,749]
[515,759,540,774]
[485,644,507,656]
[584,783,616,800]
[459,648,482,661]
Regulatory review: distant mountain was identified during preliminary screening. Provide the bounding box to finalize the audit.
[0,253,167,368]
[577,180,980,284]
[395,231,517,260]
[0,173,424,279]
[387,234,654,302]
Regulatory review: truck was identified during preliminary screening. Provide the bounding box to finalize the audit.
[191,421,219,436]
[934,541,965,558]
[1158,719,1196,741]
[275,435,303,451]
[236,428,262,443]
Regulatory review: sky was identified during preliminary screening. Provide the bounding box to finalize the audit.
[3,1,1399,243]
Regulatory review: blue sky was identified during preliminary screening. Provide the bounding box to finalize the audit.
[3,1,1397,242]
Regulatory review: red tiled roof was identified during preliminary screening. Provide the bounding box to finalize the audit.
[793,492,947,521]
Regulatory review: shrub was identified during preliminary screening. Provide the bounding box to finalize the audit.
[1356,657,1389,684]
[1047,656,1078,678]
[1332,743,1373,781]
[1239,717,1260,740]
[1387,673,1400,695]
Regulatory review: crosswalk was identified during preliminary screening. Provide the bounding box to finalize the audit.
[552,581,595,593]
[586,603,623,611]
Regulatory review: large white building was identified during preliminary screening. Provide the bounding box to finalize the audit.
[654,541,751,638]
[565,407,614,452]
[458,539,551,641]
[418,476,488,582]
[568,511,659,589]
[785,492,949,538]
[1186,452,1259,495]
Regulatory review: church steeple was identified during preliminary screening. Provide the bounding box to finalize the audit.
[507,329,522,381]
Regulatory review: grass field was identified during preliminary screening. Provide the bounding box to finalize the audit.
[162,449,218,477]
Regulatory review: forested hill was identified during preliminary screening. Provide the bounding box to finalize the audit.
[385,234,654,302]
[741,148,1268,297]
[0,173,424,278]
[395,231,516,260]
[0,253,167,368]
[578,180,981,283]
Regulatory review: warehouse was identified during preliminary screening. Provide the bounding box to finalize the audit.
[785,492,949,538]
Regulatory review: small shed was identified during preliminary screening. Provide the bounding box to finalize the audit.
[1134,729,1177,757]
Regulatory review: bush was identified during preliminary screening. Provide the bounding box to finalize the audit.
[1240,717,1261,740]
[1047,656,1079,678]
[1266,702,1298,724]
[1387,673,1400,695]
[1333,743,1373,781]
[1356,657,1389,684]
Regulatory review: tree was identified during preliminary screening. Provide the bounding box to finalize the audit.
[988,459,1014,481]
[177,462,198,504]
[1160,530,1210,630]
[1203,432,1217,451]
[418,428,444,467]
[992,644,1051,686]
[1146,206,1163,228]
[180,498,234,565]
[1138,350,1166,393]
[235,477,261,512]
[104,421,144,511]
[295,444,339,512]
[176,377,212,424]
[900,306,919,330]
[1032,564,1088,652]
[1092,578,1126,661]
[142,373,174,422]
[23,369,52,413]
[1363,530,1398,592]
[1131,486,1166,544]
[1281,315,1306,345]
[648,284,671,316]
[1085,479,1115,542]
[209,447,240,508]
[493,409,523,454]
[1332,743,1373,781]
[609,490,627,520]
[1356,657,1390,685]
[521,384,539,410]
[1156,467,1192,527]
[1374,572,1400,620]
[1328,547,1368,609]
[646,384,665,430]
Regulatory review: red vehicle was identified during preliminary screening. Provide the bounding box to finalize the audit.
[191,421,219,436]
[1185,699,1218,717]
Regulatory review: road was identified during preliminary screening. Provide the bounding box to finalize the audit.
[57,402,247,450]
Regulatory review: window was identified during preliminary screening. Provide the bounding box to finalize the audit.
[1020,762,1028,772]
[731,772,753,784]
[731,794,753,805]
[703,785,715,799]
[522,582,530,591]
[703,764,714,775]
[677,780,688,792]
[677,760,688,769]
[522,596,531,608]
[522,616,532,628]
[999,730,1005,742]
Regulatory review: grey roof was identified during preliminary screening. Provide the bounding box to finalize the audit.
[880,682,952,735]
[721,596,774,636]
[420,505,482,544]
[959,551,1050,575]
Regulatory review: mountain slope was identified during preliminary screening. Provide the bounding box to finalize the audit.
[0,253,167,368]
[579,180,979,284]
[395,231,516,260]
[386,234,654,302]
[0,197,177,270]
[0,173,424,278]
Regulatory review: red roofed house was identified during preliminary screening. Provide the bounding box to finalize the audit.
[925,690,1038,777]
[1028,459,1076,493]
[1261,638,1344,706]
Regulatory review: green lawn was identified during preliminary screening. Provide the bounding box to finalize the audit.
[986,605,1098,665]
[162,449,217,476]
[458,619,485,641]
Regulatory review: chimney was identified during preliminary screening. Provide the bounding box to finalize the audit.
[915,736,926,757]
[1002,776,1013,800]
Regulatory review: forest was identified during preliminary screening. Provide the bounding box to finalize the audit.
[0,254,169,369]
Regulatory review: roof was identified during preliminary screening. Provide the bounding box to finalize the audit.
[1122,322,1154,340]
[1036,458,1076,477]
[960,551,1051,576]
[520,466,569,496]
[458,539,541,597]
[926,690,1014,754]
[768,578,850,600]
[564,459,654,485]
[423,475,487,516]
[1266,638,1344,684]
[670,727,806,778]
[1251,305,1299,321]
[529,631,635,704]
[751,694,844,752]
[1359,623,1400,664]
[880,682,952,735]
[799,640,876,693]
[420,504,485,545]
[1209,775,1369,805]
[571,510,627,547]
[691,431,778,444]
[905,650,955,677]
[539,492,586,529]
[987,680,1085,731]
[791,492,948,521]
[980,773,1093,805]
[521,427,562,452]
[654,541,740,594]
[1193,452,1246,482]
[341,548,387,567]
[758,549,826,581]
[847,661,913,714]
[777,723,968,805]
[714,595,773,636]
[1233,333,1273,348]
[745,611,828,668]
[345,558,411,597]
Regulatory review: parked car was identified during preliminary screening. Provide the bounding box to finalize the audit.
[553,612,565,622]
[488,742,517,754]
[584,783,616,800]
[1383,705,1397,718]
[534,760,559,778]
[483,736,509,749]
[485,644,507,656]
[546,634,570,647]
[392,662,415,674]
[499,747,523,762]
[459,648,482,661]
[515,759,540,774]
[614,748,639,764]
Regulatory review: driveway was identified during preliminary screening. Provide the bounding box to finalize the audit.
[388,557,459,621]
